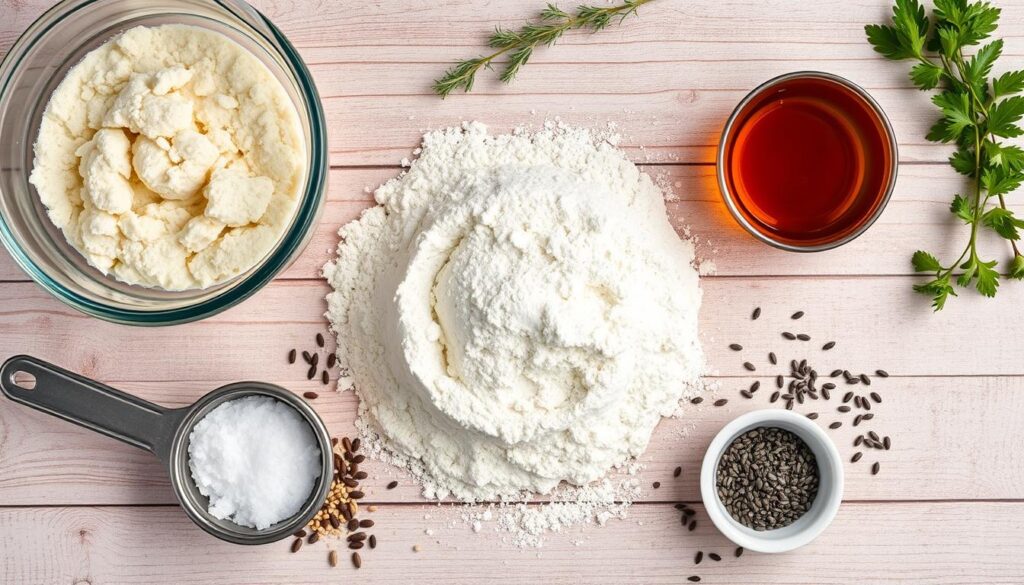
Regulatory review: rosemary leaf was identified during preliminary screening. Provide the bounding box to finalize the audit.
[433,0,653,97]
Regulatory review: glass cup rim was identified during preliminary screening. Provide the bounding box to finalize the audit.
[715,70,899,253]
[0,0,328,325]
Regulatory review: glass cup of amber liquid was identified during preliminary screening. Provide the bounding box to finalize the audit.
[717,71,898,251]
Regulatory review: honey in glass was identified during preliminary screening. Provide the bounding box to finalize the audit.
[719,73,896,250]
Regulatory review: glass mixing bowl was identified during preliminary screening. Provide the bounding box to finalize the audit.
[0,0,327,325]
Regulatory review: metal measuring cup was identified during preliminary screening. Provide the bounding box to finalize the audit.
[0,355,333,545]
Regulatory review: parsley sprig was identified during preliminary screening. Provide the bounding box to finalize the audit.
[867,0,1024,310]
[433,0,652,98]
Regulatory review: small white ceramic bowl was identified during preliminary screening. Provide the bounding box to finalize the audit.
[699,409,843,553]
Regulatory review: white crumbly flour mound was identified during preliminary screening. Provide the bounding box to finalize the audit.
[325,122,703,543]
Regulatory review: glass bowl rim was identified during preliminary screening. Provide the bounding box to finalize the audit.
[715,70,899,253]
[0,0,328,326]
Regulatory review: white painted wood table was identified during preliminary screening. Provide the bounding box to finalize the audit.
[2,0,1024,583]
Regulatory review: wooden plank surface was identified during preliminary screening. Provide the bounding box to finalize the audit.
[3,165,1023,282]
[1,375,1021,505]
[1,503,1021,585]
[2,0,1024,583]
[2,278,1024,379]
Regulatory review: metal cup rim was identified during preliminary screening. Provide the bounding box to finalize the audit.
[168,383,334,545]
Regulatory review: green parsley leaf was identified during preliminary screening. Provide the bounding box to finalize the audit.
[965,39,1002,85]
[975,258,1000,296]
[1009,254,1024,280]
[930,91,974,141]
[950,194,975,223]
[950,147,977,175]
[992,69,1024,98]
[865,24,915,59]
[911,61,945,89]
[981,165,1024,198]
[987,95,1024,138]
[912,250,943,272]
[892,0,930,57]
[913,273,956,311]
[984,140,1024,169]
[982,206,1024,240]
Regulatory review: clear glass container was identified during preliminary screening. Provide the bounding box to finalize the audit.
[0,0,328,325]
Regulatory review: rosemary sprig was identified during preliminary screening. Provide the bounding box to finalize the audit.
[433,0,653,98]
[866,0,1024,310]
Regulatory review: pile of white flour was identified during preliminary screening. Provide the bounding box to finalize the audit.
[325,122,703,524]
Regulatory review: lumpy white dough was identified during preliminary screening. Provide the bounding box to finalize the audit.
[30,25,305,290]
[325,123,704,501]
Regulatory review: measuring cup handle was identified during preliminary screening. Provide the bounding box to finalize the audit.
[0,355,181,457]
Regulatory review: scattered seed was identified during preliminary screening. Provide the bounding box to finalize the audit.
[688,519,697,531]
[796,333,811,341]
[735,547,744,558]
[870,392,882,404]
[806,412,818,420]
[309,533,320,544]
[350,491,365,499]
[291,538,302,553]
[691,397,703,404]
[386,480,399,490]
[302,350,313,364]
[830,369,843,377]
[883,436,891,450]
[653,481,661,489]
[786,399,794,410]
[709,553,722,561]
[352,552,362,569]
[854,435,863,447]
[307,365,316,380]
[838,405,851,413]
[776,375,784,388]
[872,462,880,475]
[329,516,341,530]
[674,466,683,478]
[369,535,377,549]
[288,349,297,364]
[862,413,875,421]
[740,390,753,399]
[791,311,804,320]
[688,577,701,583]
[875,369,889,378]
[322,371,329,385]
[695,551,703,565]
[750,381,761,392]
[860,374,871,385]
[413,545,421,553]
[829,422,842,429]
[843,391,854,403]
[851,451,863,463]
[752,307,761,320]
[770,391,780,403]
[304,391,319,400]
[354,471,368,480]
[729,343,743,351]
[822,341,836,350]
[769,352,777,365]
[316,333,325,347]
[743,362,756,371]
[349,542,364,550]
[714,398,728,407]
[822,383,836,390]
[782,332,797,340]
[853,414,863,427]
